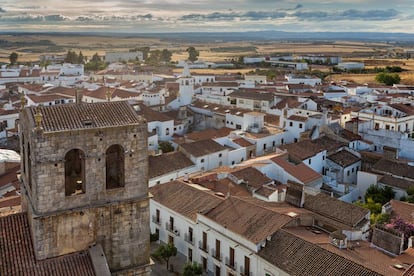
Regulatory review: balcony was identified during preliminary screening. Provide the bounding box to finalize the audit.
[240,266,252,276]
[198,241,209,253]
[151,215,161,225]
[225,257,236,271]
[165,222,180,236]
[184,233,194,245]
[211,248,222,261]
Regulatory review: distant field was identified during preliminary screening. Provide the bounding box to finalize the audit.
[1,34,414,85]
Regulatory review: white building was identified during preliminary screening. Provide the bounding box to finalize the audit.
[337,62,365,71]
[105,51,144,63]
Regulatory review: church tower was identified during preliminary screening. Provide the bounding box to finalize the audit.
[178,63,194,106]
[19,101,151,275]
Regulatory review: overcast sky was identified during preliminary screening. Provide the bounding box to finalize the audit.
[1,0,414,33]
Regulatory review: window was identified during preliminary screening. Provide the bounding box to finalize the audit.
[201,159,205,163]
[106,145,125,189]
[154,209,160,224]
[215,265,220,276]
[188,227,193,242]
[169,216,174,231]
[244,256,250,275]
[219,153,222,158]
[229,247,235,268]
[168,235,174,245]
[323,155,325,160]
[188,248,193,263]
[352,168,354,173]
[347,170,350,176]
[215,239,221,260]
[202,231,207,251]
[289,122,293,127]
[308,159,311,165]
[202,257,207,272]
[299,123,303,129]
[65,149,85,196]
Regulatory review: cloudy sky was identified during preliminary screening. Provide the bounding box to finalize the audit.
[1,0,414,33]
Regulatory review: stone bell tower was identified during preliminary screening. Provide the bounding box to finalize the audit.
[19,101,151,275]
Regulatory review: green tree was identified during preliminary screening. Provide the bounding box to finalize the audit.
[183,262,203,276]
[146,50,161,65]
[375,72,401,86]
[84,53,107,71]
[64,50,79,64]
[365,185,395,205]
[160,49,172,63]
[9,52,18,65]
[154,243,177,269]
[78,51,84,64]
[187,46,199,62]
[158,141,174,153]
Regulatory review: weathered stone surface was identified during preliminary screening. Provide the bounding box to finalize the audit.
[19,103,151,274]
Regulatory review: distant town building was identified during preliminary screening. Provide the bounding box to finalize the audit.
[105,51,144,63]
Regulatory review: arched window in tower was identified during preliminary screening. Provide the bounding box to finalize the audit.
[65,149,85,196]
[106,144,125,189]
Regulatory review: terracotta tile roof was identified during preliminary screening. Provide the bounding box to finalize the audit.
[389,103,414,116]
[304,193,369,227]
[337,129,361,141]
[372,159,414,180]
[203,196,293,243]
[44,87,77,97]
[280,136,346,161]
[255,185,278,197]
[25,101,142,133]
[232,137,254,147]
[327,149,360,167]
[149,180,223,221]
[264,114,280,126]
[287,115,308,122]
[228,90,274,101]
[26,93,74,103]
[0,213,96,276]
[230,167,273,190]
[149,151,195,179]
[136,104,173,123]
[379,175,414,191]
[185,127,233,141]
[272,97,301,109]
[259,229,381,276]
[390,200,414,224]
[201,81,239,87]
[271,156,322,185]
[179,139,227,157]
[195,178,250,197]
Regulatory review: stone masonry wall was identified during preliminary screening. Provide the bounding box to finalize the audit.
[29,123,147,214]
[30,198,150,271]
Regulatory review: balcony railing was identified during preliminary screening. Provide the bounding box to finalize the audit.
[210,248,222,261]
[240,266,252,276]
[198,241,209,253]
[165,222,180,236]
[225,257,236,271]
[151,215,161,225]
[184,233,194,245]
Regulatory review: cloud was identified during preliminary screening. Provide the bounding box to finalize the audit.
[180,11,287,21]
[293,8,400,21]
